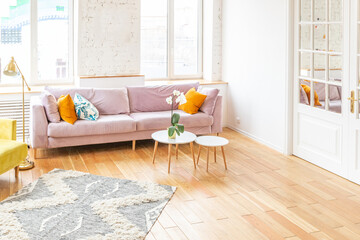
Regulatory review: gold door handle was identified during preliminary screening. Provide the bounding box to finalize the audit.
[348,90,357,113]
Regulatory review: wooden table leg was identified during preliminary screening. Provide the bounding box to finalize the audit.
[190,142,196,169]
[197,145,202,165]
[206,147,210,172]
[14,166,19,178]
[176,144,179,160]
[221,146,227,170]
[152,141,158,164]
[168,144,172,173]
[214,147,217,162]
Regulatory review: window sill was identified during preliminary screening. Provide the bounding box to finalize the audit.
[0,84,75,95]
[145,79,228,86]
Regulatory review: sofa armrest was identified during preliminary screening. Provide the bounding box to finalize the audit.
[211,95,223,134]
[0,119,16,141]
[30,96,48,148]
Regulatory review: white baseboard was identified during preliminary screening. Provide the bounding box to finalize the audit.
[226,124,284,154]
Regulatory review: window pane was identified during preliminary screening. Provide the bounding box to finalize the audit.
[314,0,326,22]
[0,0,30,85]
[329,54,342,82]
[300,24,311,50]
[300,0,312,22]
[314,53,326,80]
[329,24,342,52]
[37,0,70,81]
[314,24,326,51]
[141,0,167,79]
[174,0,198,75]
[300,52,311,77]
[329,0,342,22]
[329,85,341,113]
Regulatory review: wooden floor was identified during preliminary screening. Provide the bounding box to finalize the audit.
[1,128,360,240]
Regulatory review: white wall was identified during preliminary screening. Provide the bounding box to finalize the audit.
[222,0,288,152]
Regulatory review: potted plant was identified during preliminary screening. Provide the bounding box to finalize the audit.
[166,90,187,139]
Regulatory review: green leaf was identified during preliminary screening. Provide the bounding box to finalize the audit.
[175,128,180,136]
[177,124,184,133]
[171,113,180,125]
[168,126,176,137]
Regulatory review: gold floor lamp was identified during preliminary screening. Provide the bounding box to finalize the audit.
[3,57,34,170]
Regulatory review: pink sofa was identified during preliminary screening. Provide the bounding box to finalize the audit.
[30,82,222,153]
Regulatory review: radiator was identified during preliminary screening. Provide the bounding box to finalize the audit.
[0,99,30,143]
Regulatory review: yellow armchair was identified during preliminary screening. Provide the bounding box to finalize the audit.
[0,119,28,177]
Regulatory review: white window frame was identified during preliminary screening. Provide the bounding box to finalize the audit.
[145,0,203,80]
[0,0,74,87]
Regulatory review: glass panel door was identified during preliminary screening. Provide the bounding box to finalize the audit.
[294,0,348,180]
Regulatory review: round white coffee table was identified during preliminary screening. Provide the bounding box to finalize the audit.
[195,136,229,172]
[151,130,197,173]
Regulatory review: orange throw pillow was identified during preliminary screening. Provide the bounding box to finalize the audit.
[178,88,207,114]
[301,84,322,106]
[57,94,77,124]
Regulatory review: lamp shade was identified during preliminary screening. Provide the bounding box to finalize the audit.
[3,57,18,76]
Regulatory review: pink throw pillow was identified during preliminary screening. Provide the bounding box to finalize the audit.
[41,90,60,123]
[198,87,220,115]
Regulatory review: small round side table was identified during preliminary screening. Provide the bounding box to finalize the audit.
[195,136,229,172]
[152,130,197,173]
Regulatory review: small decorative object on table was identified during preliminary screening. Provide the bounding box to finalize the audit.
[166,90,187,139]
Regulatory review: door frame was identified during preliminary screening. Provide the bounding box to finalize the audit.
[285,0,295,156]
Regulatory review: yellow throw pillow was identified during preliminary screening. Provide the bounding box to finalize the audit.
[301,84,322,106]
[57,94,77,124]
[178,88,207,114]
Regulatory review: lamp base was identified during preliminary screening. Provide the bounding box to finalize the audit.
[19,155,35,170]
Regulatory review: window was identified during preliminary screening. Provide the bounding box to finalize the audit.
[141,0,202,79]
[0,0,73,85]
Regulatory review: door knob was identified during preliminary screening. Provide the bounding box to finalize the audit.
[347,90,357,113]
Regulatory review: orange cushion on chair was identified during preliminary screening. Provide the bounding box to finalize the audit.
[57,94,77,124]
[178,88,207,114]
[301,84,322,106]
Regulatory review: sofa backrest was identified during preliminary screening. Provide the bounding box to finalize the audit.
[45,87,130,114]
[127,82,199,113]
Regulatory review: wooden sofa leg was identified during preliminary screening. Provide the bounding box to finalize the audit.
[132,140,136,151]
[33,148,37,159]
[14,166,19,178]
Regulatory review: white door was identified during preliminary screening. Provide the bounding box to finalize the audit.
[293,0,352,180]
[349,0,360,184]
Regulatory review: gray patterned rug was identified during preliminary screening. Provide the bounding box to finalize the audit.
[0,169,176,240]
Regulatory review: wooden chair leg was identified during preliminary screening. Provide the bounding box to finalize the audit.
[206,147,210,172]
[168,144,172,174]
[214,147,217,162]
[197,145,202,164]
[14,166,19,178]
[221,146,228,170]
[152,141,158,164]
[132,140,136,151]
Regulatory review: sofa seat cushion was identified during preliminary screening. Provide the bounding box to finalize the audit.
[48,115,136,138]
[130,110,213,131]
